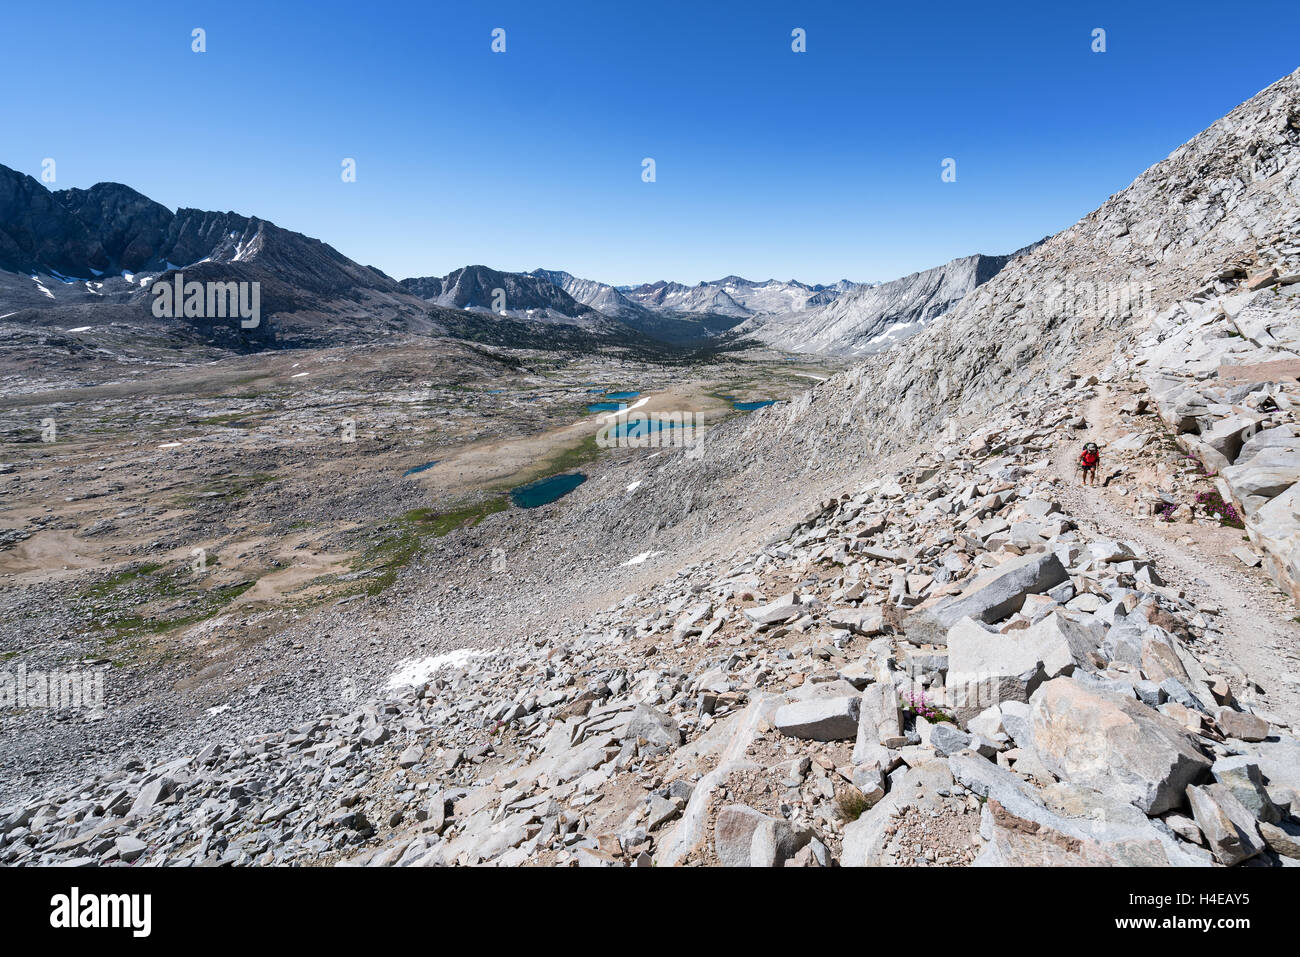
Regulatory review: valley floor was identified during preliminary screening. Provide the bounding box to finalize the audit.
[0,336,842,803]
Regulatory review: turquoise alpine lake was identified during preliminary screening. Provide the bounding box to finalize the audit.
[734,400,776,411]
[402,460,439,476]
[510,472,587,508]
[608,418,686,439]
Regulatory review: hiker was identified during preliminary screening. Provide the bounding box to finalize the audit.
[1080,442,1100,485]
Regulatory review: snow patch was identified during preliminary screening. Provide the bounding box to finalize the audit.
[600,396,648,421]
[386,648,495,690]
[622,550,663,566]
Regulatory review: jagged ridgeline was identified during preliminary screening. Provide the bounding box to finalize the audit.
[0,168,442,347]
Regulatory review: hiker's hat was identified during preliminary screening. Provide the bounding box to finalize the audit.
[1084,442,1098,450]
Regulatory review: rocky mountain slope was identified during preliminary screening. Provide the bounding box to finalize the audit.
[7,372,1298,867]
[0,164,437,347]
[738,250,1028,356]
[530,269,648,322]
[0,165,401,301]
[1137,263,1300,603]
[401,266,599,325]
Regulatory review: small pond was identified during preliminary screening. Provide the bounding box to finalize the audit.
[510,472,587,508]
[607,419,686,439]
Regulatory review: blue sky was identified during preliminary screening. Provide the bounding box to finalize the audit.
[3,1,1298,286]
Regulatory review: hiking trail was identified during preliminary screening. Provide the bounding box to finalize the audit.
[1049,386,1300,729]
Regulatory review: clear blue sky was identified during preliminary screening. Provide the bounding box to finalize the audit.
[3,1,1297,286]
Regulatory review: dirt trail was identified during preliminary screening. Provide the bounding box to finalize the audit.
[1049,388,1300,730]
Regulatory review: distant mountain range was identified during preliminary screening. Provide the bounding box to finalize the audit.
[401,266,607,326]
[0,161,1025,354]
[619,275,862,318]
[531,269,857,344]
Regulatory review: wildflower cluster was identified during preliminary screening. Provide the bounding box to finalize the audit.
[1182,453,1216,478]
[900,689,954,724]
[1196,489,1244,528]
